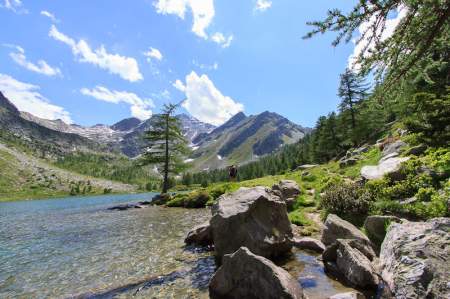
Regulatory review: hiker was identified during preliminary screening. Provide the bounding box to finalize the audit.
[228,165,238,182]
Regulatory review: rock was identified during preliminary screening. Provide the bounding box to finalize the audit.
[364,215,401,244]
[323,239,376,263]
[329,240,379,288]
[321,214,371,247]
[329,291,365,299]
[360,156,409,180]
[339,157,358,168]
[307,189,315,196]
[185,221,213,246]
[380,218,450,299]
[209,247,304,299]
[107,203,144,211]
[292,237,325,253]
[406,144,428,156]
[382,140,407,157]
[399,197,417,205]
[302,171,310,177]
[272,180,301,209]
[210,187,293,261]
[151,193,171,205]
[296,164,318,170]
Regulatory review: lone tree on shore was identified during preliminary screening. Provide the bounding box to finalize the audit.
[140,103,190,194]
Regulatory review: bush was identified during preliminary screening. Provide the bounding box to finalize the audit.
[320,182,373,226]
[415,187,436,202]
[183,190,211,208]
[166,193,186,207]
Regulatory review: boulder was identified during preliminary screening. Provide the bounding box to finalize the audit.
[382,140,407,157]
[363,215,401,244]
[321,214,371,247]
[339,157,358,168]
[323,239,376,263]
[185,221,213,246]
[292,237,325,253]
[360,156,409,180]
[329,291,365,299]
[209,247,304,299]
[380,218,450,299]
[325,239,379,288]
[272,180,301,210]
[210,187,293,261]
[296,164,318,170]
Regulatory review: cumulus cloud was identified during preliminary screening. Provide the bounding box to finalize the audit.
[40,10,59,22]
[254,0,272,12]
[175,71,244,125]
[0,73,72,123]
[192,60,218,71]
[143,47,163,61]
[80,86,154,120]
[1,0,27,13]
[348,5,408,70]
[153,0,214,39]
[49,25,143,82]
[211,32,233,48]
[9,46,62,77]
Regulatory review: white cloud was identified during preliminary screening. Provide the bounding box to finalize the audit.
[0,73,72,123]
[80,86,154,120]
[143,47,163,61]
[1,0,27,13]
[40,10,59,22]
[193,60,219,71]
[211,32,233,48]
[348,5,408,70]
[153,0,215,39]
[255,0,272,12]
[176,71,244,125]
[9,46,62,77]
[49,25,143,82]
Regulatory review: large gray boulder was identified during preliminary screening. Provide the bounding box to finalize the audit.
[324,239,379,288]
[363,215,401,244]
[382,140,406,157]
[209,247,304,299]
[380,218,450,299]
[360,156,409,180]
[210,187,293,261]
[184,221,213,246]
[321,214,371,247]
[292,237,325,253]
[272,180,301,211]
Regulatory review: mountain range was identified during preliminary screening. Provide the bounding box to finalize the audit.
[0,91,310,170]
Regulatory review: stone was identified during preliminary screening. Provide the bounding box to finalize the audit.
[292,237,325,253]
[382,140,407,157]
[360,156,410,180]
[272,180,301,204]
[363,215,401,244]
[379,218,450,299]
[209,247,304,299]
[323,239,376,263]
[406,144,428,156]
[296,164,318,170]
[329,291,365,299]
[107,203,144,211]
[210,187,293,261]
[339,157,359,168]
[330,240,379,288]
[185,221,213,246]
[151,193,171,205]
[321,214,371,247]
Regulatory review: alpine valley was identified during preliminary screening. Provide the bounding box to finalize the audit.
[0,91,309,200]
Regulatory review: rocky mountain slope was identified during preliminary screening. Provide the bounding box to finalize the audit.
[189,111,310,171]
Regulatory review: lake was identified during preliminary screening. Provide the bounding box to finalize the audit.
[0,193,353,298]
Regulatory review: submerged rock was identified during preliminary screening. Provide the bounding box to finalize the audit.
[210,186,293,261]
[107,203,144,211]
[184,221,213,246]
[380,218,450,299]
[209,247,304,299]
[321,214,371,247]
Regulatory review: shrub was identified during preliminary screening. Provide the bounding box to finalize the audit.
[166,193,186,207]
[415,187,436,202]
[320,182,373,226]
[183,190,211,208]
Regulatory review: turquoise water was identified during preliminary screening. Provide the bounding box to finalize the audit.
[0,193,355,298]
[0,193,212,298]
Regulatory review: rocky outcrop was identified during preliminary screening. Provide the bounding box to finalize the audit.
[339,157,358,168]
[321,214,372,247]
[379,218,450,299]
[209,247,304,299]
[382,140,406,157]
[185,221,213,246]
[292,237,325,253]
[272,180,301,211]
[210,186,293,261]
[360,155,409,180]
[324,239,378,288]
[363,215,401,244]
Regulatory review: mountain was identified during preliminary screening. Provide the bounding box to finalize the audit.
[111,117,142,132]
[189,111,309,171]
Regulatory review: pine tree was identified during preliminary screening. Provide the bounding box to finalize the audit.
[140,103,190,193]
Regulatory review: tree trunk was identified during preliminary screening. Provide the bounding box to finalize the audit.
[162,113,170,194]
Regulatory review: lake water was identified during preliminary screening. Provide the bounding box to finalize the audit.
[0,193,354,298]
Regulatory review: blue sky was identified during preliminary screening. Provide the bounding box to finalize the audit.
[0,0,356,127]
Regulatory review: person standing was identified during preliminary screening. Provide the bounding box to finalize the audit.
[228,165,238,182]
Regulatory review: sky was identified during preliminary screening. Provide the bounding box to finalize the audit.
[0,0,359,128]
